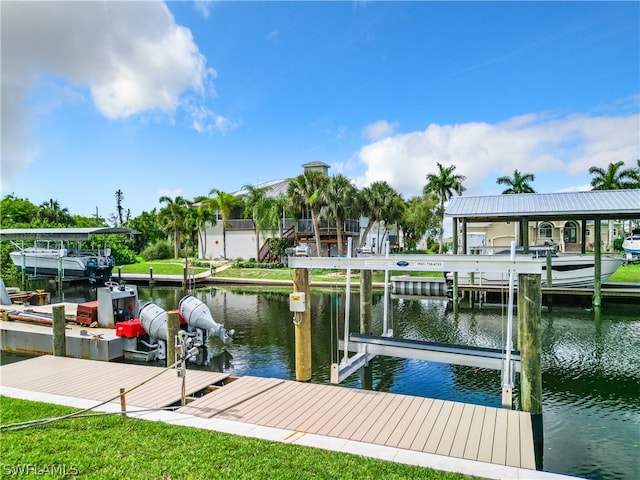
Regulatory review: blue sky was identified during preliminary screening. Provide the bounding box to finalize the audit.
[2,1,638,220]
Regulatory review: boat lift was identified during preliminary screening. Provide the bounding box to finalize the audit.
[287,242,542,409]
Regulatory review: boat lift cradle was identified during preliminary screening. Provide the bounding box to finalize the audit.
[288,242,542,409]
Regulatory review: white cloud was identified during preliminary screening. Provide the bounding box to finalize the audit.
[194,1,215,19]
[355,110,640,197]
[1,1,215,191]
[362,120,398,141]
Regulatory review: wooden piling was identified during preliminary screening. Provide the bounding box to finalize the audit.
[119,387,127,417]
[359,270,372,334]
[518,273,542,415]
[593,218,602,308]
[166,310,180,367]
[52,305,66,357]
[149,266,155,286]
[292,268,311,381]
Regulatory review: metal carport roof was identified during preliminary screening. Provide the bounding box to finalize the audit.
[445,189,640,222]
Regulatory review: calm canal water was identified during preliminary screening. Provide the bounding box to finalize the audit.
[5,282,640,480]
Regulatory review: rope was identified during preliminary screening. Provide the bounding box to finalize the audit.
[1,356,186,431]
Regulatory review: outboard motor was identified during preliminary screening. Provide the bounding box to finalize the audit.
[138,302,168,340]
[178,295,234,345]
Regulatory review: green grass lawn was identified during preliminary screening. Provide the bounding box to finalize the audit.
[0,396,476,480]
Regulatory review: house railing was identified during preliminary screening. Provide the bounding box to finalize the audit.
[296,218,360,235]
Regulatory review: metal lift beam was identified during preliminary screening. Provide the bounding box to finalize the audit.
[343,333,521,372]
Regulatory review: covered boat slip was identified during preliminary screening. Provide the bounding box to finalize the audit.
[0,356,536,472]
[444,189,640,305]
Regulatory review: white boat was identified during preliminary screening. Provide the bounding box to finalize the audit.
[9,246,115,284]
[453,247,624,288]
[622,230,640,257]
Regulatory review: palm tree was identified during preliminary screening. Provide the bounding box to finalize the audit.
[496,170,536,194]
[193,199,217,259]
[242,185,270,260]
[589,161,637,190]
[37,199,73,226]
[208,189,243,259]
[287,170,329,256]
[358,181,403,250]
[589,161,638,250]
[320,174,359,257]
[158,196,190,258]
[424,163,466,253]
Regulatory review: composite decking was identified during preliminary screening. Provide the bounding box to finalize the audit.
[177,375,536,470]
[0,355,229,409]
[0,356,536,470]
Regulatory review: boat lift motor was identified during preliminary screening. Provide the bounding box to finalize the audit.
[178,295,234,346]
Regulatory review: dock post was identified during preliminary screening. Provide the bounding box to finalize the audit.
[360,269,373,390]
[183,266,188,288]
[518,273,544,468]
[119,388,127,417]
[118,267,122,283]
[360,270,372,334]
[593,218,602,309]
[52,305,66,357]
[292,267,311,381]
[166,310,180,367]
[149,267,155,286]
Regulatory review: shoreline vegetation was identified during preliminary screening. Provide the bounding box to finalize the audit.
[117,258,640,284]
[0,396,476,480]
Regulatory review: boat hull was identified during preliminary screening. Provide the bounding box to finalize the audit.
[455,254,624,288]
[9,250,114,283]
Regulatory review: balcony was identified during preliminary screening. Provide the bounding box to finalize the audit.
[296,219,360,235]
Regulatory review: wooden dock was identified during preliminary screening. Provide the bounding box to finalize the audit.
[177,375,536,469]
[1,355,536,471]
[0,355,229,409]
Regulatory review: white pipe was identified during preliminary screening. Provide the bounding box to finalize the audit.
[343,237,352,363]
[503,241,516,388]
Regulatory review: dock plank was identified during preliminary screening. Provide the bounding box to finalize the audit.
[384,396,424,448]
[449,403,476,458]
[506,409,522,467]
[519,413,537,469]
[462,406,485,460]
[491,408,509,465]
[436,401,466,456]
[477,407,496,463]
[409,399,444,451]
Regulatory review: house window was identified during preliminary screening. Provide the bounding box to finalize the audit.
[539,222,553,238]
[586,229,591,237]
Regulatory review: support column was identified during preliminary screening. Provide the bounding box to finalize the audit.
[593,218,602,308]
[452,218,459,311]
[52,305,66,357]
[518,273,542,414]
[522,217,529,254]
[166,310,180,367]
[292,268,312,381]
[581,220,587,254]
[360,270,372,334]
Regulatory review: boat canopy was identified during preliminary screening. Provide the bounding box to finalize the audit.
[0,227,139,242]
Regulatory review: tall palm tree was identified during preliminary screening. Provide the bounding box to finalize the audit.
[194,198,217,259]
[496,170,536,194]
[37,199,73,226]
[208,189,243,259]
[589,161,638,250]
[424,163,466,253]
[358,181,403,249]
[589,161,637,190]
[158,195,190,258]
[320,174,359,257]
[242,185,270,260]
[287,170,329,256]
